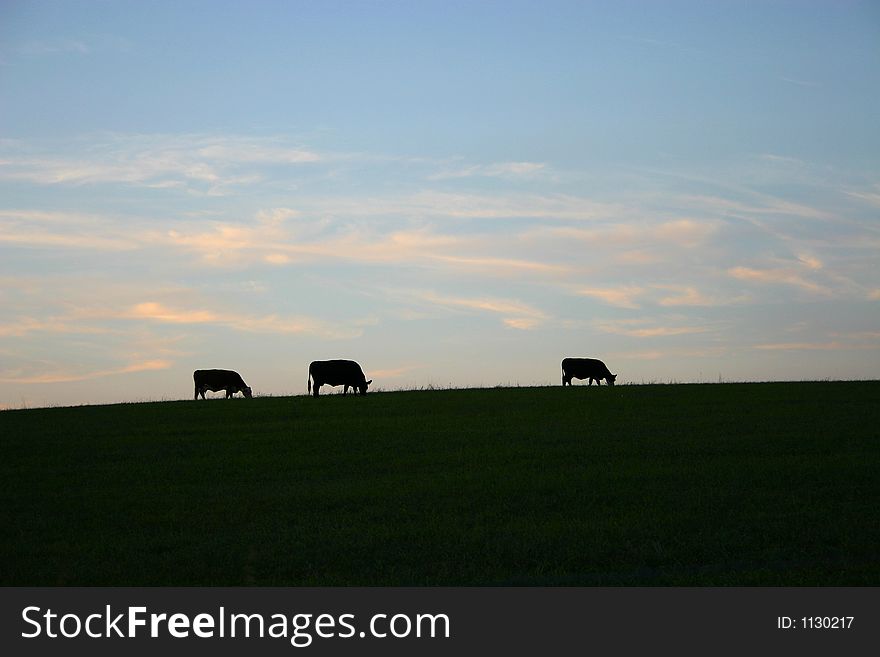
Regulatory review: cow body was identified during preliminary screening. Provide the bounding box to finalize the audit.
[308,360,372,396]
[193,369,253,399]
[561,358,617,386]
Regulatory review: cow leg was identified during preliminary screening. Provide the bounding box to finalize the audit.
[313,383,320,397]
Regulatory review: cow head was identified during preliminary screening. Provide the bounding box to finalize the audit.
[607,374,617,386]
[243,386,253,398]
[359,379,372,395]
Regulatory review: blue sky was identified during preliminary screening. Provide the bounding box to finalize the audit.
[1,0,879,407]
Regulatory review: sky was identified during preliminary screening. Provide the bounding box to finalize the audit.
[1,0,879,408]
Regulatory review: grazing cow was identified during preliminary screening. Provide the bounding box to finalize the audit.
[308,360,372,397]
[561,358,617,387]
[193,369,253,399]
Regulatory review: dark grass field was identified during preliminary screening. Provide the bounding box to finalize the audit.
[1,382,878,585]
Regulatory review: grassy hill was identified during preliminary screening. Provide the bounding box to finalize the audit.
[1,382,878,585]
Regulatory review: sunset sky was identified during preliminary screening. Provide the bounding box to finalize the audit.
[2,1,879,408]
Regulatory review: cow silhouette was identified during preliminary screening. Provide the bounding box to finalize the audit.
[561,358,617,386]
[193,369,253,399]
[308,360,372,396]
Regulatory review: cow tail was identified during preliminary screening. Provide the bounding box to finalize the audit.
[308,376,311,395]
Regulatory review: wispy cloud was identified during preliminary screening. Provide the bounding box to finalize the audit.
[655,285,713,307]
[845,185,880,209]
[128,302,219,324]
[0,209,142,250]
[0,359,171,384]
[120,301,362,339]
[616,35,702,57]
[16,39,91,56]
[368,364,422,379]
[400,290,549,330]
[753,341,879,352]
[428,161,547,181]
[754,329,880,352]
[1,203,570,282]
[576,284,736,309]
[3,135,879,400]
[779,76,820,88]
[0,316,115,337]
[430,254,569,276]
[728,265,829,295]
[534,218,719,249]
[677,193,831,221]
[10,35,133,59]
[163,209,568,278]
[612,346,728,361]
[611,325,709,338]
[595,318,711,338]
[0,134,321,194]
[577,286,645,309]
[796,253,823,270]
[300,190,624,221]
[758,153,807,166]
[165,218,461,267]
